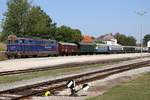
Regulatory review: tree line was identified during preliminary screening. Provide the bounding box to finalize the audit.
[0,0,82,42]
[114,33,150,46]
[114,33,137,46]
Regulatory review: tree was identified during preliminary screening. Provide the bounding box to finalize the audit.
[0,32,2,41]
[143,34,150,46]
[126,36,136,46]
[25,6,56,39]
[72,29,82,42]
[2,0,82,41]
[114,33,126,45]
[0,32,5,42]
[2,0,56,39]
[2,0,30,37]
[55,25,82,42]
[114,33,136,46]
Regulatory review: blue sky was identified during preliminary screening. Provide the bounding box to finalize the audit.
[0,0,149,42]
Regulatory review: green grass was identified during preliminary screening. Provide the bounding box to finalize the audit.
[0,63,105,84]
[88,72,150,100]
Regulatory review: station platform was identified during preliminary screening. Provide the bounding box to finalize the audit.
[0,53,150,72]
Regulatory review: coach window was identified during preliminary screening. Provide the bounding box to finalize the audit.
[15,40,18,44]
[7,40,11,44]
[7,40,12,44]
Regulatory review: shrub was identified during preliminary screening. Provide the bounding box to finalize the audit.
[0,43,6,51]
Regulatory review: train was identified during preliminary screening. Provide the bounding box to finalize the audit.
[5,36,150,58]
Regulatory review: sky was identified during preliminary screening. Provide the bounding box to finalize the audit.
[0,0,149,42]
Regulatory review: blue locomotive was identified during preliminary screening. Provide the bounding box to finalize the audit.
[6,37,58,58]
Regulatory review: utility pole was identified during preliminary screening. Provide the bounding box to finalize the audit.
[136,10,147,58]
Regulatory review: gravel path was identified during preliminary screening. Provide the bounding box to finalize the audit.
[0,53,150,72]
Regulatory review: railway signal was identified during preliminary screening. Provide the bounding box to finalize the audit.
[82,84,90,91]
[66,80,89,96]
[67,80,75,89]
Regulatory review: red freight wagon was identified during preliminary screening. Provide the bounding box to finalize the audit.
[58,42,78,56]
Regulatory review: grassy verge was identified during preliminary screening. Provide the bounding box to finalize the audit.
[0,42,7,61]
[88,72,150,100]
[0,63,106,84]
[0,42,6,51]
[0,52,7,61]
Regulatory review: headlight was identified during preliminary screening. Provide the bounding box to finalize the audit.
[109,47,111,50]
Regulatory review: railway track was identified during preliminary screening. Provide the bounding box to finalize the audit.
[0,60,150,100]
[0,57,147,76]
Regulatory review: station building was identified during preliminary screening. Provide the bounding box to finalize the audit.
[95,34,118,45]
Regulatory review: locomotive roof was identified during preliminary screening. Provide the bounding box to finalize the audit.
[13,37,56,42]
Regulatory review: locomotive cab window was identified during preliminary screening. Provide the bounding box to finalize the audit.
[50,41,54,44]
[7,40,12,44]
[17,39,24,44]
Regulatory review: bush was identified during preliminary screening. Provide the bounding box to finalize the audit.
[0,32,8,42]
[0,43,6,51]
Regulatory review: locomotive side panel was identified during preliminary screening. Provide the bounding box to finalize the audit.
[6,38,59,58]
